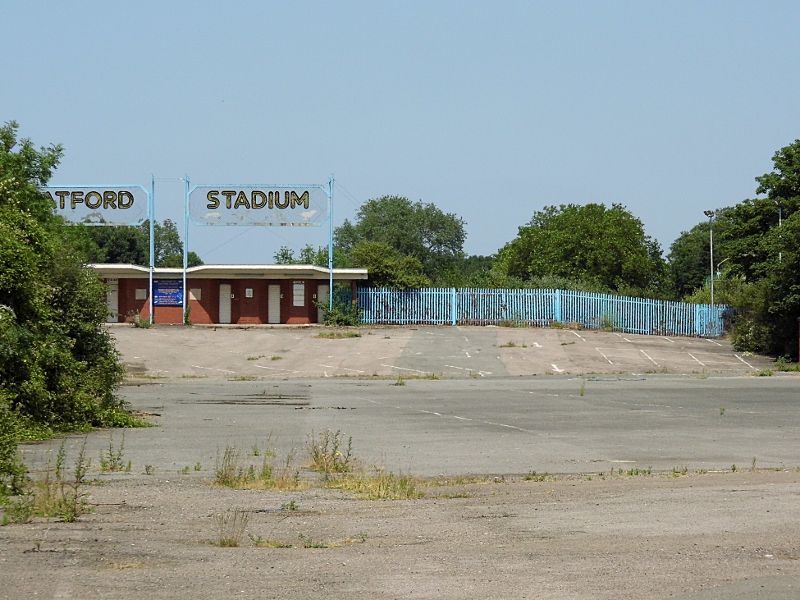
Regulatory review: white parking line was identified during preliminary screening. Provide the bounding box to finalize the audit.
[319,364,365,373]
[640,349,658,366]
[595,348,614,365]
[532,342,542,348]
[734,354,758,371]
[191,365,236,374]
[253,364,300,373]
[662,336,675,343]
[382,364,428,374]
[551,364,564,373]
[571,330,586,341]
[688,353,706,367]
[705,338,723,347]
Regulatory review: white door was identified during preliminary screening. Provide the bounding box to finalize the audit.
[106,280,119,323]
[219,284,232,324]
[316,284,329,323]
[268,284,281,324]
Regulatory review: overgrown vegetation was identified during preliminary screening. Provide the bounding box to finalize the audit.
[2,440,91,525]
[1,121,142,492]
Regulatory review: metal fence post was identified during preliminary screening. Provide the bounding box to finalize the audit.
[451,288,457,326]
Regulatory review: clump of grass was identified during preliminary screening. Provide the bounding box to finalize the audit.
[392,376,406,386]
[317,331,361,339]
[194,462,202,472]
[212,508,249,547]
[99,433,130,473]
[306,430,354,477]
[524,470,551,482]
[751,457,758,472]
[329,470,423,500]
[625,466,652,477]
[249,534,292,548]
[270,355,283,361]
[246,354,265,361]
[719,407,726,416]
[177,466,190,475]
[671,465,689,477]
[143,464,155,475]
[4,440,92,525]
[214,445,302,490]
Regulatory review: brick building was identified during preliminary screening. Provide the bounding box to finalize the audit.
[92,264,368,325]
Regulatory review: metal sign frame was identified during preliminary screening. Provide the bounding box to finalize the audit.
[182,178,334,321]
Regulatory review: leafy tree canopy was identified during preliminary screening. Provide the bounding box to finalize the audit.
[494,203,667,296]
[335,196,466,283]
[80,218,203,267]
[0,121,129,448]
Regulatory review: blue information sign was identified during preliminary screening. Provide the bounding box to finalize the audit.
[153,279,183,306]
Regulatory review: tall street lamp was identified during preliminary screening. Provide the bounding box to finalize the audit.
[704,210,715,312]
[775,199,783,263]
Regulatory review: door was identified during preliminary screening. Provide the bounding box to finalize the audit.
[316,284,329,323]
[106,280,119,323]
[219,283,232,324]
[268,284,281,324]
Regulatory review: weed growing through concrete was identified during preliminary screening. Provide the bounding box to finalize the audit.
[317,331,361,339]
[524,471,551,482]
[143,465,155,475]
[731,463,738,472]
[99,433,130,473]
[671,466,689,477]
[3,439,92,525]
[751,457,758,472]
[579,379,586,397]
[329,470,423,500]
[248,534,292,548]
[194,462,202,471]
[719,407,726,416]
[306,430,354,477]
[177,466,190,475]
[214,445,302,490]
[392,376,406,386]
[212,508,249,547]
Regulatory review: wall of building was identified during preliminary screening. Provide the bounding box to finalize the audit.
[110,277,330,325]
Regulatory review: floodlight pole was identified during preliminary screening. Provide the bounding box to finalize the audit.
[704,210,715,335]
[183,176,190,324]
[328,175,334,310]
[149,175,155,324]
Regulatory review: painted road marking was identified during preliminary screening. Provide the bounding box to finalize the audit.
[571,330,586,341]
[734,354,758,370]
[595,348,614,365]
[253,364,301,373]
[705,338,723,347]
[688,353,706,367]
[319,364,365,373]
[551,364,564,373]
[532,342,542,348]
[445,365,491,376]
[640,349,658,366]
[662,336,675,343]
[191,365,236,374]
[382,364,428,374]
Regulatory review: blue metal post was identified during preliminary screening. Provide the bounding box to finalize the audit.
[554,289,562,323]
[149,175,155,325]
[451,288,457,326]
[183,176,189,324]
[328,175,334,311]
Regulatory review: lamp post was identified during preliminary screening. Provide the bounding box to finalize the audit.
[704,210,715,312]
[716,256,731,278]
[775,199,783,263]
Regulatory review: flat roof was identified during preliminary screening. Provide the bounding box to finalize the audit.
[89,263,369,280]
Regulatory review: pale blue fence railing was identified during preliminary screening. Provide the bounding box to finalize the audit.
[356,288,727,337]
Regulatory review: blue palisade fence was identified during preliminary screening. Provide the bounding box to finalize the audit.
[356,287,727,337]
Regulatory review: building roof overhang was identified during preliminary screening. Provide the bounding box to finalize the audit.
[88,264,368,281]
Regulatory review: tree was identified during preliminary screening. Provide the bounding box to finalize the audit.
[335,196,466,282]
[0,121,128,438]
[81,219,203,267]
[495,203,667,295]
[349,241,430,288]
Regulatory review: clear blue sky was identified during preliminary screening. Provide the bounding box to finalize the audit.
[3,1,799,263]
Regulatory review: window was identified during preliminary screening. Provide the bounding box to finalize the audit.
[245,287,254,298]
[292,281,305,307]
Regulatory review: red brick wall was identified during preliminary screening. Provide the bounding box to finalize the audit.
[106,276,333,325]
